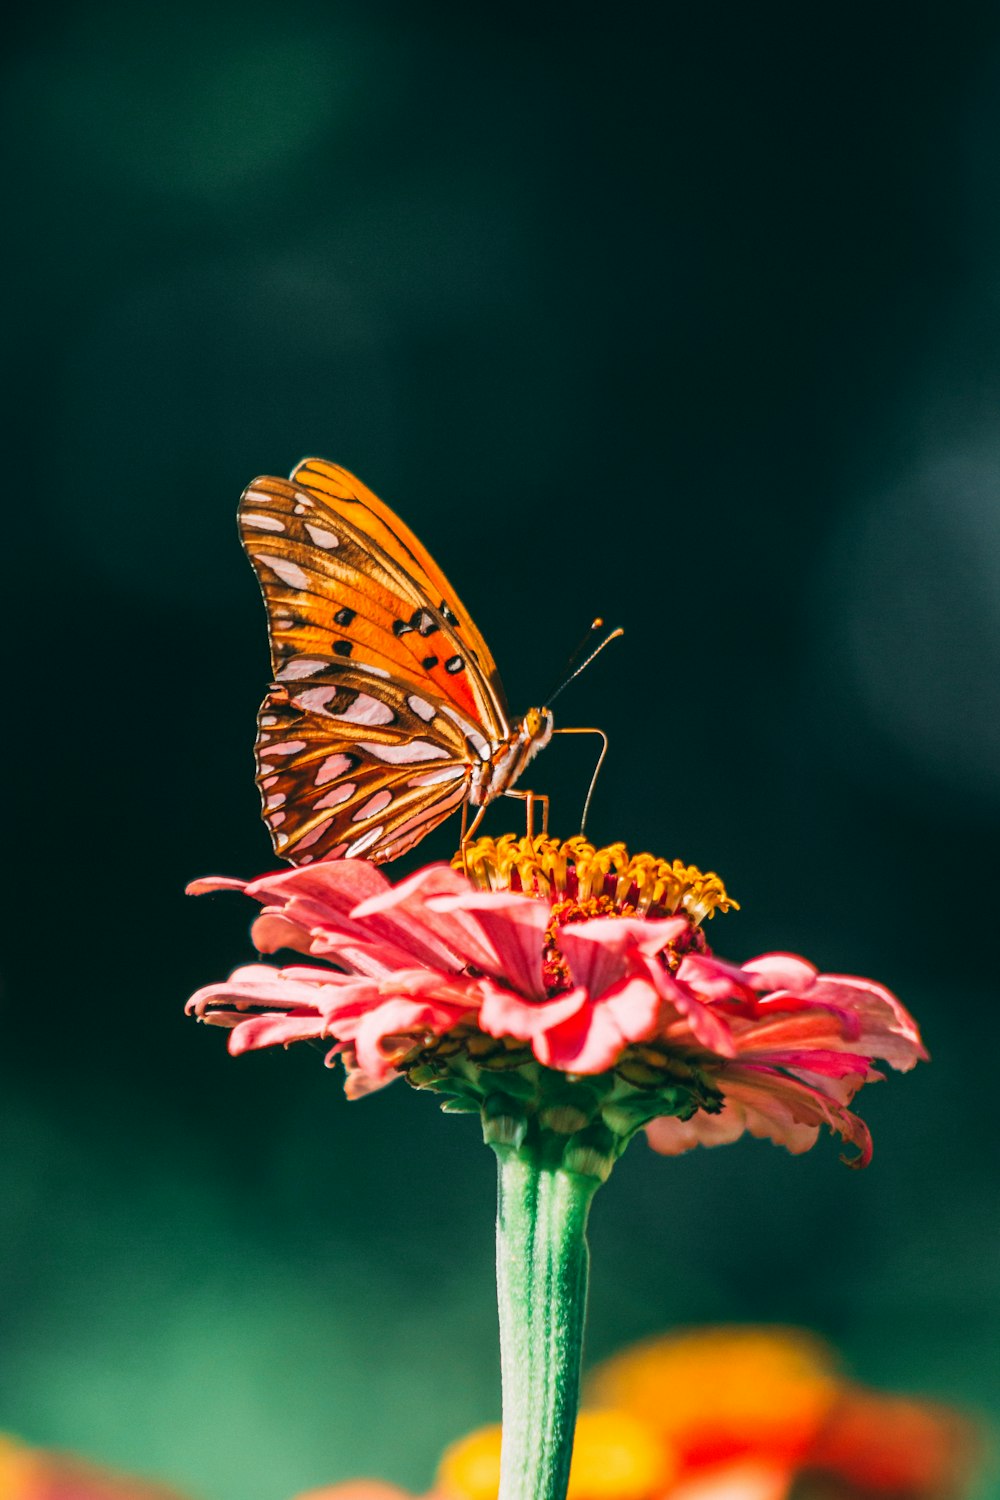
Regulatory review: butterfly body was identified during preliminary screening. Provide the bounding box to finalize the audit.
[468,706,554,808]
[238,459,555,865]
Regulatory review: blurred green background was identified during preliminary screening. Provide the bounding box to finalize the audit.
[2,3,999,1497]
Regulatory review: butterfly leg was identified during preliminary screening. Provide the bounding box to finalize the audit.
[459,802,489,872]
[503,789,550,839]
[551,727,609,837]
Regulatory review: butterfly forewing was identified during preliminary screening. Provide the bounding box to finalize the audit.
[292,458,507,719]
[238,463,507,864]
[240,472,509,733]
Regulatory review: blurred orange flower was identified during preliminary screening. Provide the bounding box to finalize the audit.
[0,1433,187,1499]
[290,1327,979,1500]
[587,1326,841,1472]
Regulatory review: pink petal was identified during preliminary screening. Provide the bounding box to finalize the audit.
[186,874,251,895]
[739,953,819,991]
[647,1062,875,1165]
[186,964,339,1017]
[736,1047,876,1080]
[251,911,318,957]
[478,981,588,1044]
[641,960,737,1057]
[675,952,760,1000]
[244,859,392,908]
[537,976,664,1073]
[351,865,501,973]
[229,1013,328,1053]
[246,862,470,977]
[803,974,928,1068]
[646,1107,749,1155]
[557,916,689,996]
[351,997,461,1083]
[428,889,551,999]
[719,1064,873,1166]
[729,1010,862,1054]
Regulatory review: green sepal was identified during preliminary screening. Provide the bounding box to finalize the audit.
[440,1095,483,1114]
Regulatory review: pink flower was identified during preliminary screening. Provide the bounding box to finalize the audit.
[188,837,925,1165]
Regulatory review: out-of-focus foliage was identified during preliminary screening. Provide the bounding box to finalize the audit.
[1,3,998,1499]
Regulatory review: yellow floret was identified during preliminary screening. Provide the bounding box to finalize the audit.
[455,836,737,924]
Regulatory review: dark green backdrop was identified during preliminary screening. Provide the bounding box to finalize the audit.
[3,5,998,1498]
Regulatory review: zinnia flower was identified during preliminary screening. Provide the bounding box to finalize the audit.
[188,835,924,1168]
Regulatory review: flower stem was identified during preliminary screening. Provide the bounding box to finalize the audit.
[493,1147,601,1500]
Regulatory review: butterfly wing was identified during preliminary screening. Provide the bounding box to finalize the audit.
[239,464,507,864]
[255,673,480,863]
[292,457,508,722]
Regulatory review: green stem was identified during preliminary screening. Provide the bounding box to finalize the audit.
[494,1147,601,1500]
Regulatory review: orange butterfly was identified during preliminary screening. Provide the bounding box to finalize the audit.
[239,459,609,866]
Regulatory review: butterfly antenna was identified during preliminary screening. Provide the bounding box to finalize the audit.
[547,622,624,707]
[544,618,606,701]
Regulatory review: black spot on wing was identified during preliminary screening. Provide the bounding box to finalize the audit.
[334,606,356,627]
[411,607,438,637]
[333,640,353,657]
[393,618,414,637]
[422,654,439,670]
[445,655,464,674]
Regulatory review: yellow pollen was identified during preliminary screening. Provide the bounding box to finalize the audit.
[455,834,737,925]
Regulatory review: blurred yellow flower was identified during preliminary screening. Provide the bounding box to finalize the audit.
[435,1410,673,1500]
[288,1325,979,1500]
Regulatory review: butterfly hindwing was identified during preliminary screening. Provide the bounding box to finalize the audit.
[255,667,481,863]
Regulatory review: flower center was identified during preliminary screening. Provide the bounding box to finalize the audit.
[456,835,737,1000]
[454,834,738,924]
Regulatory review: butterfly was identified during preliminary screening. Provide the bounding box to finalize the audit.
[239,458,566,866]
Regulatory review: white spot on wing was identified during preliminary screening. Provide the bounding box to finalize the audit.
[331,692,394,727]
[315,753,353,785]
[265,792,286,809]
[353,789,393,822]
[305,523,339,549]
[257,554,311,591]
[260,714,278,726]
[294,686,337,713]
[408,694,436,722]
[269,811,286,827]
[242,512,286,531]
[295,823,331,851]
[278,657,329,681]
[358,739,444,764]
[407,767,465,787]
[347,825,385,857]
[259,739,307,757]
[315,782,355,809]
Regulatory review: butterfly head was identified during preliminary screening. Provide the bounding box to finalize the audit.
[521,706,555,756]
